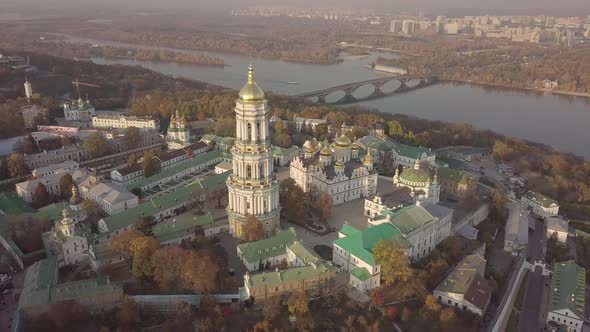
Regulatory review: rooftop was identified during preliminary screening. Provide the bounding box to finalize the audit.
[350,267,372,281]
[399,168,431,184]
[152,212,227,243]
[245,261,334,288]
[548,260,586,318]
[49,277,122,304]
[0,192,34,215]
[523,191,558,208]
[237,228,297,264]
[437,167,474,185]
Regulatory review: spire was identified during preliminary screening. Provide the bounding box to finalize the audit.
[248,63,255,83]
[413,156,420,170]
[239,65,265,102]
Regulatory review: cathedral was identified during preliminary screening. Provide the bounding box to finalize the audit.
[226,66,281,238]
[166,110,191,149]
[393,159,440,204]
[289,135,378,205]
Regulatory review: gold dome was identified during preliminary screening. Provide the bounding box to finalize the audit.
[335,134,352,147]
[363,148,374,164]
[320,140,332,156]
[238,65,265,102]
[335,160,345,167]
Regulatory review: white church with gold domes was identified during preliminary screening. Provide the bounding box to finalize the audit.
[226,66,281,239]
[290,134,378,205]
[166,110,191,149]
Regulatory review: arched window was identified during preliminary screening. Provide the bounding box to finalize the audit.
[260,164,265,178]
[256,122,261,142]
[247,165,252,179]
[247,123,252,142]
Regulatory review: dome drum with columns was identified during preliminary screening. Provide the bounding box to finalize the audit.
[227,66,281,239]
[393,159,440,204]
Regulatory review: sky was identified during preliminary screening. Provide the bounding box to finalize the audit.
[4,0,590,16]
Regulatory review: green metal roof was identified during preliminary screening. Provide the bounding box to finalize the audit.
[246,261,334,288]
[399,168,431,183]
[102,172,230,233]
[272,145,300,157]
[524,191,558,208]
[237,228,297,264]
[382,205,435,235]
[339,224,361,237]
[152,212,227,243]
[49,277,122,304]
[392,142,433,159]
[437,167,473,185]
[288,241,319,265]
[350,267,372,281]
[333,223,409,267]
[0,193,34,215]
[548,260,586,318]
[127,150,223,190]
[18,256,58,309]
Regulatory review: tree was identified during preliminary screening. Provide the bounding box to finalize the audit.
[279,178,307,223]
[401,306,412,322]
[59,173,75,199]
[7,153,28,178]
[423,294,442,316]
[151,246,184,290]
[273,133,292,148]
[207,187,228,209]
[492,140,513,161]
[439,307,456,322]
[253,320,271,332]
[312,191,334,221]
[373,239,412,285]
[370,289,384,310]
[82,199,103,219]
[14,135,36,154]
[180,251,219,293]
[82,132,109,159]
[134,216,154,236]
[129,236,160,281]
[275,118,284,134]
[109,229,144,267]
[33,182,50,207]
[262,296,282,321]
[190,192,205,215]
[47,300,89,329]
[287,291,309,317]
[117,297,140,329]
[124,126,142,150]
[242,214,264,241]
[142,151,160,177]
[388,120,404,139]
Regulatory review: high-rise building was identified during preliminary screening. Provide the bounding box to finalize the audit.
[390,20,402,33]
[436,16,446,34]
[585,27,590,39]
[226,66,281,239]
[402,20,416,35]
[24,79,33,99]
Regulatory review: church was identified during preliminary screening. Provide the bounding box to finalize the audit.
[166,110,191,149]
[392,159,440,204]
[289,135,378,205]
[226,66,281,239]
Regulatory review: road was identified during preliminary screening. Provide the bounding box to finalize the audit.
[519,219,548,332]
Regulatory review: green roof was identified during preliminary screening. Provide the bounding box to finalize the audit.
[0,193,34,215]
[89,241,111,260]
[49,277,122,304]
[127,150,223,190]
[246,261,334,288]
[18,257,58,309]
[548,260,586,318]
[437,167,474,185]
[392,142,433,159]
[339,224,361,237]
[382,205,435,235]
[333,223,409,267]
[201,135,235,146]
[237,228,297,264]
[272,145,300,157]
[399,168,431,183]
[102,172,230,233]
[350,267,372,281]
[35,202,71,221]
[288,241,319,265]
[152,212,227,243]
[524,191,559,208]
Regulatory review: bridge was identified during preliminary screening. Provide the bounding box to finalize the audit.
[296,74,439,104]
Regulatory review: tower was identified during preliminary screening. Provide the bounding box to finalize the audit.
[226,66,280,239]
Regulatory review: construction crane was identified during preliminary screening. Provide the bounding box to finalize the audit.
[72,79,100,100]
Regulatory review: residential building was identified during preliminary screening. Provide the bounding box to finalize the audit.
[92,114,159,131]
[521,191,559,217]
[152,212,229,245]
[546,261,586,332]
[16,169,88,203]
[546,216,569,244]
[333,223,410,292]
[504,203,529,256]
[433,253,493,316]
[226,66,281,238]
[63,98,96,122]
[32,160,79,178]
[294,117,327,132]
[290,137,377,205]
[393,160,440,204]
[166,111,191,149]
[79,178,138,216]
[109,163,143,185]
[368,202,453,261]
[390,20,402,33]
[436,167,478,198]
[20,104,47,129]
[237,228,297,271]
[24,145,87,170]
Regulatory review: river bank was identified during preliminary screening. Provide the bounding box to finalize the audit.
[446,79,590,99]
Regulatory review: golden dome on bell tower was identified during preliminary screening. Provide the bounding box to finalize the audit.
[238,65,265,102]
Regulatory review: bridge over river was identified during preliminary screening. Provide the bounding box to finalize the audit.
[296,74,439,104]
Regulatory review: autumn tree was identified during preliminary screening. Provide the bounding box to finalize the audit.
[207,187,228,209]
[124,126,142,150]
[33,182,50,207]
[134,216,155,236]
[82,199,103,220]
[388,120,404,139]
[262,296,282,321]
[7,153,28,178]
[242,214,264,241]
[130,235,160,281]
[180,250,219,293]
[439,307,456,322]
[59,173,75,199]
[82,132,109,159]
[287,291,309,317]
[142,151,160,177]
[279,178,307,223]
[492,140,513,162]
[108,229,144,267]
[423,294,442,318]
[253,320,271,332]
[373,239,412,285]
[117,297,140,329]
[151,246,185,291]
[311,191,334,221]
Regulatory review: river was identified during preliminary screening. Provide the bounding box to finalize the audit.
[64,36,590,158]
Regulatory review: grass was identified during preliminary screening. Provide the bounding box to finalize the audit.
[477,218,499,244]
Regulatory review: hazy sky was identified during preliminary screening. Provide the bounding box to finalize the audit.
[5,0,590,16]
